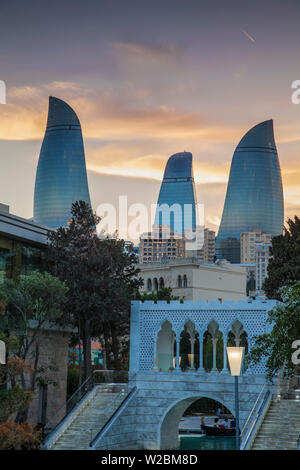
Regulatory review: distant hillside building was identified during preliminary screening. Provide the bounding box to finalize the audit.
[139,226,185,264]
[240,230,272,264]
[240,230,272,295]
[195,228,215,263]
[255,242,272,294]
[137,258,247,302]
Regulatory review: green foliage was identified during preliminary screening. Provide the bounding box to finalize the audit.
[0,273,67,422]
[0,331,18,354]
[0,271,68,336]
[0,356,34,423]
[135,286,179,302]
[248,281,300,380]
[35,359,58,388]
[43,200,143,376]
[0,386,33,423]
[264,216,300,300]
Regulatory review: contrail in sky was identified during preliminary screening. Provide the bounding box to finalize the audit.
[240,28,256,43]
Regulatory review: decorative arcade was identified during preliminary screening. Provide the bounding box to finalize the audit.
[92,299,279,449]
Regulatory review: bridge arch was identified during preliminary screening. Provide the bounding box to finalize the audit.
[159,393,236,449]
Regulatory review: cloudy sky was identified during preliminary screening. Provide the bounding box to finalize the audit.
[1,0,300,240]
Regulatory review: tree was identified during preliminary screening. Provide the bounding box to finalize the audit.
[44,200,142,380]
[0,355,33,422]
[0,340,42,450]
[247,281,300,381]
[263,216,300,300]
[0,421,42,450]
[0,271,68,422]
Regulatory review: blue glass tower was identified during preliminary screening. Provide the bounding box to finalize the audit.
[34,96,91,228]
[216,119,284,263]
[154,151,197,234]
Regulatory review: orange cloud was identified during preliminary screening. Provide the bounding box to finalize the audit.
[1,80,300,232]
[0,83,241,143]
[88,150,229,184]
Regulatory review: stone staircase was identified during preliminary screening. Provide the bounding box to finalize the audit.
[49,387,127,450]
[251,399,300,450]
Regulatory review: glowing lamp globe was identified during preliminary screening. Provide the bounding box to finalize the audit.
[227,347,244,376]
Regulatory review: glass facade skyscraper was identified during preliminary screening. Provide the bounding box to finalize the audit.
[34,96,91,228]
[154,151,197,234]
[216,119,284,263]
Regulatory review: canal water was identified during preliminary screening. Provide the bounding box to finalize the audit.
[180,435,235,450]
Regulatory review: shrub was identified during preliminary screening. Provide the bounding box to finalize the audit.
[0,421,42,450]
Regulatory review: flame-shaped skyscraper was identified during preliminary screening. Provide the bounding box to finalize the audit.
[216,119,284,263]
[154,151,197,235]
[34,96,91,228]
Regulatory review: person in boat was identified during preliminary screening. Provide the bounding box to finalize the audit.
[200,416,206,431]
[218,418,228,429]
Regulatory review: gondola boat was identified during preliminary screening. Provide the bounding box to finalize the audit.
[201,424,236,437]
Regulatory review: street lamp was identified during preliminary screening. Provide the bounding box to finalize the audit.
[227,346,244,450]
[0,340,5,364]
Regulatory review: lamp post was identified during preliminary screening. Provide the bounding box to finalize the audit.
[227,346,244,450]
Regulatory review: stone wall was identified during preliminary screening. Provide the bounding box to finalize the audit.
[26,326,71,426]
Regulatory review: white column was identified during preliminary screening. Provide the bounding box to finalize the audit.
[221,334,228,374]
[198,338,204,373]
[152,336,159,371]
[174,336,181,372]
[212,337,217,372]
[190,338,195,371]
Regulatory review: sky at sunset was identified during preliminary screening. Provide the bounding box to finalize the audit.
[1,0,300,241]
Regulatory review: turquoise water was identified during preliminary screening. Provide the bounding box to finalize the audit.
[180,435,236,450]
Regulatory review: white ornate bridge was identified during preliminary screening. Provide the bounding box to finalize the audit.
[91,299,279,450]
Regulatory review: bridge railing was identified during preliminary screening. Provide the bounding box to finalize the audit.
[43,370,129,439]
[240,384,272,450]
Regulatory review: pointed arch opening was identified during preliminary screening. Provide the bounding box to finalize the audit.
[156,320,176,372]
[203,320,224,372]
[179,320,199,371]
